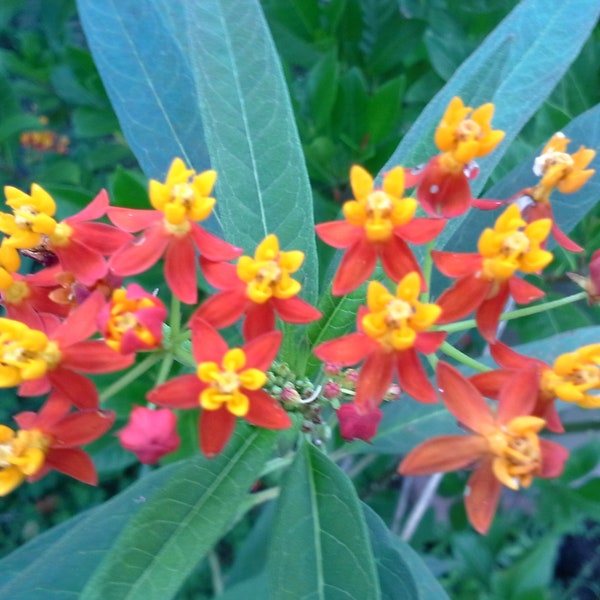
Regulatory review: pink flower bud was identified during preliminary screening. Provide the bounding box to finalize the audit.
[118,406,180,464]
[323,362,341,376]
[323,381,341,400]
[337,403,382,442]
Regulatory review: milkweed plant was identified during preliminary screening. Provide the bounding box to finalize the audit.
[2,0,600,598]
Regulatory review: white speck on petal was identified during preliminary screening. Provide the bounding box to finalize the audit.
[430,185,439,194]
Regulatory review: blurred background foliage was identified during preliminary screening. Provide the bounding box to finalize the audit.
[1,0,600,598]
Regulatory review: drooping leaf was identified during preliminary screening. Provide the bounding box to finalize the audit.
[81,425,277,600]
[268,441,381,599]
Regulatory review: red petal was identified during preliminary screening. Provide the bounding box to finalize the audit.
[337,403,383,442]
[399,435,487,475]
[490,341,543,370]
[539,401,564,433]
[464,459,502,534]
[471,198,507,210]
[476,284,510,343]
[551,221,583,252]
[417,158,472,218]
[71,222,132,254]
[355,350,395,407]
[199,257,240,290]
[414,330,446,355]
[243,330,282,371]
[243,302,276,340]
[45,447,97,484]
[436,275,491,324]
[47,368,99,408]
[396,348,437,403]
[314,333,376,366]
[245,389,291,429]
[18,376,52,398]
[403,166,425,188]
[437,361,494,433]
[272,296,321,324]
[190,290,247,329]
[107,207,160,231]
[165,236,198,304]
[50,410,115,446]
[109,225,170,276]
[469,369,513,399]
[147,374,203,408]
[190,223,242,261]
[496,369,539,424]
[539,439,569,478]
[380,236,423,285]
[191,319,228,364]
[61,341,134,373]
[199,408,236,458]
[51,291,105,347]
[331,238,377,296]
[508,276,545,305]
[394,217,446,245]
[34,392,71,427]
[68,189,108,223]
[315,221,362,249]
[432,251,482,278]
[53,240,108,286]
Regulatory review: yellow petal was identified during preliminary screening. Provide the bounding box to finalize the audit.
[350,165,374,200]
[239,368,267,390]
[382,167,405,198]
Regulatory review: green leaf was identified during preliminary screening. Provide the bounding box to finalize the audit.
[268,441,381,599]
[0,462,179,599]
[81,425,277,600]
[182,0,319,302]
[361,503,449,600]
[76,0,211,181]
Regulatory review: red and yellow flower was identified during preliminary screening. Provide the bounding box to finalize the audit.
[315,165,445,295]
[433,204,553,342]
[1,292,133,407]
[191,234,321,339]
[98,283,167,354]
[408,97,505,218]
[399,362,568,534]
[147,319,291,457]
[0,392,115,496]
[314,273,446,440]
[515,133,596,253]
[108,158,242,304]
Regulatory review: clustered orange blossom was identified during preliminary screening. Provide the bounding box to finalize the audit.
[0,97,597,534]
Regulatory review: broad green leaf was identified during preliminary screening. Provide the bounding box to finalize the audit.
[76,0,211,183]
[361,503,448,600]
[81,425,277,600]
[268,441,381,599]
[182,0,319,303]
[0,462,179,599]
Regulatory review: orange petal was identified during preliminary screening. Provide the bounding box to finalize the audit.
[464,459,502,534]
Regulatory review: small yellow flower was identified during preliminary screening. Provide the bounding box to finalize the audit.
[343,166,417,242]
[149,157,216,233]
[0,425,49,496]
[361,273,441,352]
[479,204,553,281]
[484,415,545,490]
[541,344,600,408]
[0,318,58,387]
[531,133,596,203]
[435,97,505,173]
[237,234,304,304]
[198,348,267,416]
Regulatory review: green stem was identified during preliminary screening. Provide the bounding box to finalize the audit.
[439,291,588,334]
[420,241,436,304]
[208,550,224,597]
[99,352,163,403]
[259,454,294,479]
[439,341,491,372]
[155,353,174,387]
[169,294,182,338]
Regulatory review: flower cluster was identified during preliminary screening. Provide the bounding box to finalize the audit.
[1,95,597,537]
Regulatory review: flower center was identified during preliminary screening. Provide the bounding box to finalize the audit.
[212,370,241,395]
[533,150,574,177]
[384,298,414,327]
[456,118,481,142]
[485,417,544,490]
[0,427,49,480]
[366,191,393,218]
[48,222,73,247]
[500,230,530,259]
[3,281,30,305]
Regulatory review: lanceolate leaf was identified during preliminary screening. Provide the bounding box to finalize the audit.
[182,0,319,303]
[0,463,179,599]
[76,0,211,185]
[81,426,277,600]
[268,441,381,599]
